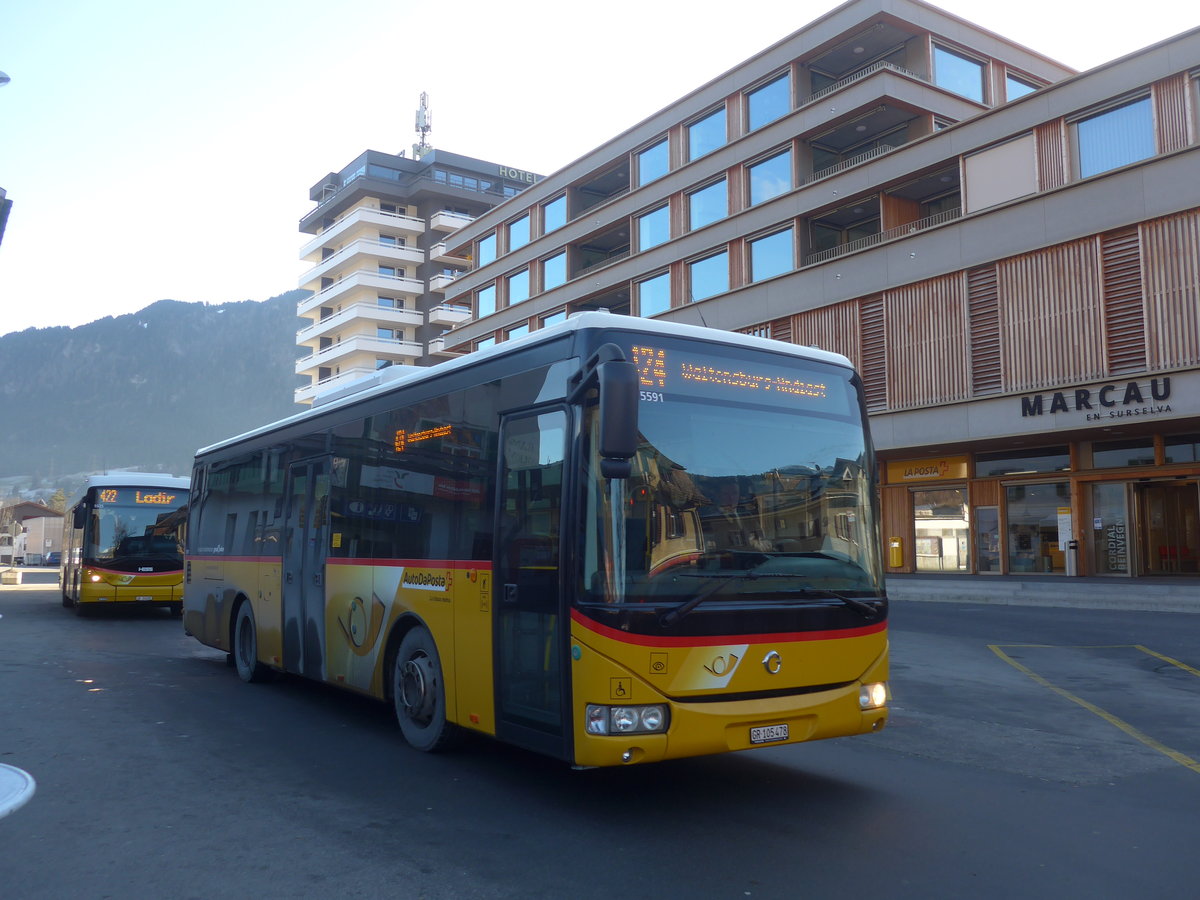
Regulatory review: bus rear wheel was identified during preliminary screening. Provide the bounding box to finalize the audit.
[392,626,458,752]
[233,602,269,683]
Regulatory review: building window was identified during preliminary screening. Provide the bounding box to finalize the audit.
[1074,96,1155,178]
[688,179,727,231]
[377,327,396,340]
[507,269,530,305]
[748,149,792,205]
[746,72,790,131]
[687,107,726,161]
[749,228,793,281]
[638,272,671,317]
[913,488,969,572]
[1007,482,1070,574]
[688,251,729,302]
[637,205,671,250]
[476,336,495,351]
[1005,73,1038,101]
[506,324,529,341]
[1165,433,1200,463]
[377,296,401,309]
[378,234,398,246]
[636,139,669,187]
[933,45,985,103]
[976,447,1070,476]
[477,284,496,318]
[542,252,567,290]
[1092,438,1156,468]
[543,194,567,233]
[378,265,397,278]
[478,233,497,266]
[541,309,567,328]
[507,214,531,251]
[375,359,393,370]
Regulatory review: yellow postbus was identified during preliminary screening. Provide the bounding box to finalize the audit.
[183,312,888,766]
[62,473,190,616]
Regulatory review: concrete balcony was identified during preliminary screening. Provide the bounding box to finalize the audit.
[299,206,425,259]
[294,366,378,405]
[428,272,460,293]
[430,241,471,266]
[297,302,423,343]
[429,210,475,232]
[295,334,422,375]
[428,304,472,327]
[297,269,424,316]
[300,239,424,287]
[427,337,464,358]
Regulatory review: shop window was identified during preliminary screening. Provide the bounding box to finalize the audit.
[913,488,969,572]
[976,447,1070,477]
[1092,438,1156,468]
[1164,433,1200,463]
[1006,482,1070,574]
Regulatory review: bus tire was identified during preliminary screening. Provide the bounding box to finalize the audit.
[233,602,270,684]
[393,626,459,752]
[62,587,73,608]
[169,602,183,618]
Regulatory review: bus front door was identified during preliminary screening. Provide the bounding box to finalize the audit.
[282,457,331,680]
[494,410,570,759]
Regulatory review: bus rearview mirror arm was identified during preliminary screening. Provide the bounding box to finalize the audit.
[568,343,639,480]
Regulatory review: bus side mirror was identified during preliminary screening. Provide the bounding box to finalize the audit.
[597,360,638,480]
[73,507,86,530]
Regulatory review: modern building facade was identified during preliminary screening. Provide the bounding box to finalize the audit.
[440,0,1200,584]
[295,149,541,404]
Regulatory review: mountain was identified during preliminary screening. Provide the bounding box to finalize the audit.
[0,291,309,484]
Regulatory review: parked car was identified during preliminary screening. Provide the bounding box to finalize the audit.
[44,551,62,567]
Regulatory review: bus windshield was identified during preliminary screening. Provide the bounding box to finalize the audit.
[87,497,189,567]
[582,344,881,605]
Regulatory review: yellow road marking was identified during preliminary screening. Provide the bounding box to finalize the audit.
[989,643,1200,777]
[1135,645,1200,678]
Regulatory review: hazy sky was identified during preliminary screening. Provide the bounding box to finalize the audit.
[0,0,1194,337]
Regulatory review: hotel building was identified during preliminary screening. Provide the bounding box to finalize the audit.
[295,150,541,405]
[439,0,1200,583]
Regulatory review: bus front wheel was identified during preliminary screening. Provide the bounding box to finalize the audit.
[233,602,270,684]
[392,626,458,752]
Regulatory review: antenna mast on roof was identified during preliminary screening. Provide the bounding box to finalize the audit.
[413,92,432,159]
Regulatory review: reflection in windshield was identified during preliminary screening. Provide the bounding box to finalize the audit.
[583,391,881,605]
[89,503,188,563]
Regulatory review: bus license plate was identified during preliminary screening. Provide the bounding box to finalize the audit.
[750,724,789,744]
[136,595,153,602]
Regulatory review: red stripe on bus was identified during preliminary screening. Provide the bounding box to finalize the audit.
[570,608,885,647]
[325,558,493,570]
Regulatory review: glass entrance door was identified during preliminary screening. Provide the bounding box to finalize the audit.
[1090,483,1131,576]
[1139,482,1200,575]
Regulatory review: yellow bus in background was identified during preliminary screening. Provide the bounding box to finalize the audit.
[62,473,190,616]
[183,313,888,767]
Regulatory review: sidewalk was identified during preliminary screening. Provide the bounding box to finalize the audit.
[887,573,1199,614]
[0,567,60,591]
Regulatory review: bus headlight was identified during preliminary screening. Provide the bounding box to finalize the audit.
[585,704,669,736]
[859,682,888,709]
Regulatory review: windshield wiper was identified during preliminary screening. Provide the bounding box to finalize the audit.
[662,572,882,625]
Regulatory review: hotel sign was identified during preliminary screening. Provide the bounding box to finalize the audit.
[1019,377,1173,423]
[887,455,969,483]
[498,165,538,184]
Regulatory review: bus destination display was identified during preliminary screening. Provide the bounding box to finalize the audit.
[96,488,183,507]
[630,344,832,406]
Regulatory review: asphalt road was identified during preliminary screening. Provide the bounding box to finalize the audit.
[1,589,1198,899]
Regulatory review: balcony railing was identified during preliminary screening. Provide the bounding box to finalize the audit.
[803,206,963,266]
[428,304,472,327]
[430,210,476,232]
[296,302,422,342]
[297,269,425,315]
[300,238,424,283]
[802,143,902,186]
[299,206,426,255]
[806,60,927,106]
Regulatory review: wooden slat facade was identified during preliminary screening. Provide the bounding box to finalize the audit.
[998,238,1105,391]
[860,295,887,411]
[1141,209,1200,368]
[1152,73,1191,155]
[1100,227,1147,374]
[1036,120,1067,191]
[792,301,859,369]
[966,265,1002,395]
[884,274,969,409]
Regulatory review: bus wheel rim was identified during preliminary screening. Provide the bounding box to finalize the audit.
[399,653,436,724]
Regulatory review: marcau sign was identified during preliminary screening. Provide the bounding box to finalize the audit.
[1020,377,1173,422]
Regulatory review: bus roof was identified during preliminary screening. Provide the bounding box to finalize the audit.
[197,311,855,458]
